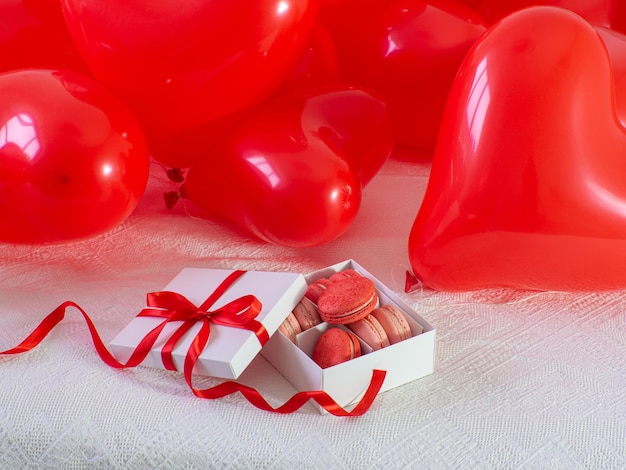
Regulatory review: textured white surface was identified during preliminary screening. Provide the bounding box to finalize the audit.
[1,159,624,469]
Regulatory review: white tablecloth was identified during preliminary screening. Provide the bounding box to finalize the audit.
[1,158,624,469]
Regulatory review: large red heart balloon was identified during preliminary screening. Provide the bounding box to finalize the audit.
[181,87,394,247]
[0,0,89,73]
[596,25,626,126]
[342,0,487,150]
[612,2,626,33]
[0,69,150,243]
[408,6,626,291]
[59,0,317,168]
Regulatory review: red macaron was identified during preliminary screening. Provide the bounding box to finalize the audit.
[347,314,390,351]
[292,296,322,331]
[317,276,378,325]
[312,327,362,368]
[305,277,333,304]
[278,311,302,343]
[371,304,413,344]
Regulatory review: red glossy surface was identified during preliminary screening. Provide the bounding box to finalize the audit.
[182,87,394,247]
[60,0,318,168]
[613,2,626,33]
[282,24,340,93]
[0,0,88,73]
[457,0,615,27]
[345,0,487,150]
[596,26,626,126]
[409,7,626,291]
[0,69,150,243]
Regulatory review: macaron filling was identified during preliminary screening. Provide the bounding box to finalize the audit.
[328,291,377,321]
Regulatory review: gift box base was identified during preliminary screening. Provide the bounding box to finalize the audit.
[261,260,436,414]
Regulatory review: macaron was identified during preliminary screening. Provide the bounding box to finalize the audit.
[371,304,412,344]
[347,315,390,351]
[292,296,322,331]
[278,312,302,343]
[317,276,378,324]
[328,269,361,282]
[312,327,361,368]
[305,277,333,304]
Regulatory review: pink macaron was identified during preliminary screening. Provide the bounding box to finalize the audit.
[347,315,390,351]
[292,296,322,331]
[371,304,412,344]
[317,276,378,325]
[278,312,302,343]
[312,327,361,368]
[305,277,333,304]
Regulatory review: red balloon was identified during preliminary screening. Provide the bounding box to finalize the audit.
[60,0,318,169]
[294,86,396,186]
[596,26,626,126]
[318,0,392,79]
[158,23,341,171]
[0,69,150,243]
[0,0,89,73]
[612,2,626,33]
[181,87,394,247]
[282,24,340,93]
[408,7,626,291]
[457,0,615,27]
[343,0,487,150]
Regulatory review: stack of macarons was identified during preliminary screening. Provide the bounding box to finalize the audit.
[310,303,414,368]
[347,304,413,351]
[280,269,416,368]
[311,303,414,367]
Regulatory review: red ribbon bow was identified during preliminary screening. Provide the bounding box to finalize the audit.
[0,269,386,416]
[136,270,268,374]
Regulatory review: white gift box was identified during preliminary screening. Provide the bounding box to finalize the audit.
[109,268,307,379]
[109,261,435,413]
[261,260,436,413]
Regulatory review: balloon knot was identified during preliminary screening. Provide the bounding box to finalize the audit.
[164,191,181,210]
[166,167,186,183]
[404,270,421,293]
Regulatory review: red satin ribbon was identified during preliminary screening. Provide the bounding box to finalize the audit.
[0,274,387,416]
[136,270,269,372]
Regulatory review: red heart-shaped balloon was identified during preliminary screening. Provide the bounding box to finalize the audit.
[596,25,626,125]
[0,69,149,243]
[181,87,394,247]
[408,6,626,291]
[341,0,487,150]
[60,0,317,168]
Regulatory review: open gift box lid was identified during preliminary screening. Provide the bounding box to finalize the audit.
[109,268,307,379]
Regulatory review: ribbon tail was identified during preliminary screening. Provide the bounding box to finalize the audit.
[182,319,211,380]
[0,300,70,354]
[190,369,387,416]
[2,298,387,417]
[0,301,164,370]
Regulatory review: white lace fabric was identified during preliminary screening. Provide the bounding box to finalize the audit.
[0,159,624,469]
